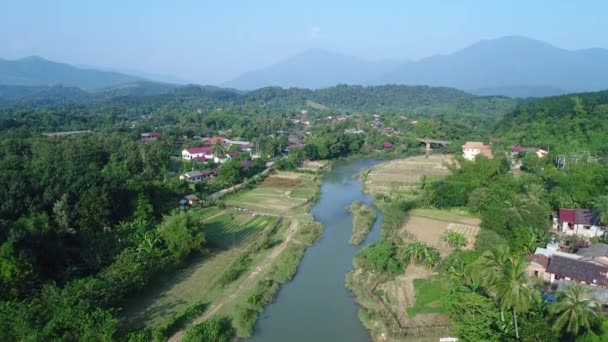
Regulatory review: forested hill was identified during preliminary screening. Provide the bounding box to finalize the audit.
[241,85,516,115]
[495,90,608,154]
[0,83,517,117]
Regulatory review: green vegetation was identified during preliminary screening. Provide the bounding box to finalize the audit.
[182,317,234,342]
[441,231,467,250]
[347,201,377,245]
[496,90,608,155]
[406,275,449,316]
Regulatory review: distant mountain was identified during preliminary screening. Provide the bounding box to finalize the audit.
[0,56,145,90]
[225,37,608,97]
[380,36,608,96]
[98,81,177,97]
[223,49,400,90]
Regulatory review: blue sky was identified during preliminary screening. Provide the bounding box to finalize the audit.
[1,1,607,84]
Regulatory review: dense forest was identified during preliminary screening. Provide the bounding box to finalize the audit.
[496,90,608,155]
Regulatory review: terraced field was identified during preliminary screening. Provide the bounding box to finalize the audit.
[195,207,277,248]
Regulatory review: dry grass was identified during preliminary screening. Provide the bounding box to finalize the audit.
[365,155,451,196]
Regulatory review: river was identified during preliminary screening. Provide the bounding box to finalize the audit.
[249,159,384,342]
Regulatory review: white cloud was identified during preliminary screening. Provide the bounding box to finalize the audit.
[311,26,321,39]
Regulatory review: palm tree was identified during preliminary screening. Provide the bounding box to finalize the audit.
[211,141,224,157]
[550,283,599,336]
[492,256,533,340]
[525,183,547,205]
[593,195,608,226]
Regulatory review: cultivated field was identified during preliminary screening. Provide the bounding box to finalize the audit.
[194,207,277,248]
[401,209,480,255]
[226,172,318,214]
[364,154,451,197]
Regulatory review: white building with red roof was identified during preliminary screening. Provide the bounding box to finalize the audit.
[182,146,214,160]
[462,141,493,161]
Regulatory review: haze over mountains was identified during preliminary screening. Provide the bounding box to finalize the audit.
[1,36,608,98]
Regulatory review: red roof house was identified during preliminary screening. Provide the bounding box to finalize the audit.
[383,142,394,149]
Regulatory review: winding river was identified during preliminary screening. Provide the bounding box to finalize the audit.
[249,159,384,342]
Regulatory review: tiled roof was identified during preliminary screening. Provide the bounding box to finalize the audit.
[546,255,608,287]
[185,147,212,154]
[560,208,602,225]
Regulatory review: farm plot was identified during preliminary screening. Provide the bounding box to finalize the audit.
[401,210,480,255]
[226,172,317,214]
[364,154,451,196]
[194,208,276,249]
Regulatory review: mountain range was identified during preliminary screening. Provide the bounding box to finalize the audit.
[1,36,608,98]
[224,36,608,97]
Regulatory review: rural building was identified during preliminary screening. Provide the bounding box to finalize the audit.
[140,132,161,142]
[462,141,493,161]
[553,208,606,238]
[180,194,201,206]
[180,171,204,183]
[510,146,549,158]
[383,142,394,149]
[182,147,214,160]
[528,241,608,290]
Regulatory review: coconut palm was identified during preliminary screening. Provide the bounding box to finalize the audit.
[525,183,547,205]
[211,141,225,157]
[550,283,599,336]
[492,256,533,340]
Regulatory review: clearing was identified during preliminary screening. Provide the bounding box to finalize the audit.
[364,154,451,197]
[226,171,318,214]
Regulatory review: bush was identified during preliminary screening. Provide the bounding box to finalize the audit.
[183,317,233,342]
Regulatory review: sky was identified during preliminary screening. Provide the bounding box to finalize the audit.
[1,0,607,84]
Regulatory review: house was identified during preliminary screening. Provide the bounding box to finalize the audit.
[554,208,606,238]
[141,132,161,142]
[213,155,232,164]
[576,244,608,266]
[510,146,549,158]
[337,114,347,121]
[527,240,608,288]
[383,142,394,149]
[182,147,214,160]
[193,156,209,163]
[180,194,201,206]
[180,171,204,183]
[201,169,218,179]
[203,136,226,145]
[462,141,493,161]
[546,255,608,287]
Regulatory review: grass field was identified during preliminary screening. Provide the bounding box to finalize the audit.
[194,207,277,249]
[226,172,318,214]
[121,207,280,330]
[406,275,449,317]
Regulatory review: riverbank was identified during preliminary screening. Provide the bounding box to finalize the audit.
[348,201,377,245]
[120,170,324,341]
[347,154,467,341]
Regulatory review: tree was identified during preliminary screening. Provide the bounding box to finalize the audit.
[157,212,206,260]
[492,256,533,340]
[211,141,225,156]
[550,282,599,336]
[593,195,608,227]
